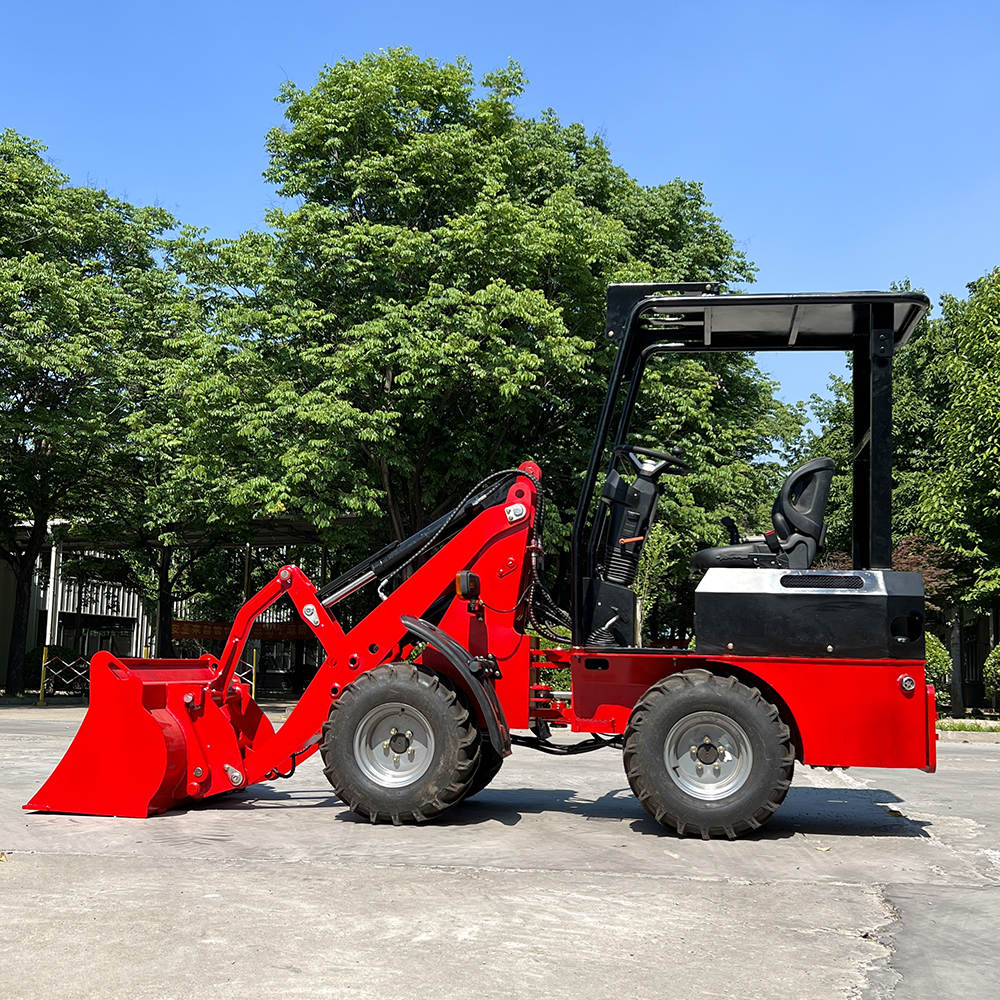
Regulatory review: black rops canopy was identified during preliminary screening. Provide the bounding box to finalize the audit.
[570,283,931,644]
[604,284,929,354]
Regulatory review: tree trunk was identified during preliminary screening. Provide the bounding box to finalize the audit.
[949,605,965,718]
[5,570,35,695]
[155,546,176,658]
[3,515,49,695]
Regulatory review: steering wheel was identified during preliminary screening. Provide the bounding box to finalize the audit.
[614,444,690,478]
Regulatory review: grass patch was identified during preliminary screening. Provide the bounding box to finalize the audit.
[937,719,1000,732]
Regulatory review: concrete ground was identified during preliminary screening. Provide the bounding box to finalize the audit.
[1,705,998,1000]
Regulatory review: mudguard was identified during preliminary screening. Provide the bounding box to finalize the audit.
[401,614,511,758]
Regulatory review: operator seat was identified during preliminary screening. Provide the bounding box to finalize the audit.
[690,457,835,571]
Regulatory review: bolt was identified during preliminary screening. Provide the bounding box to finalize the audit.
[193,766,204,778]
[827,645,834,653]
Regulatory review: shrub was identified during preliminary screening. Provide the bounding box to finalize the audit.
[983,645,1000,702]
[924,633,952,696]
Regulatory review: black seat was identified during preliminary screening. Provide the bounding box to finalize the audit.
[691,457,835,571]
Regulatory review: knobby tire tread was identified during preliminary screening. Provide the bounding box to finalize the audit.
[320,662,480,824]
[623,668,794,840]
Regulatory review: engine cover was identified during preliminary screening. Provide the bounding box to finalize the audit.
[695,568,925,660]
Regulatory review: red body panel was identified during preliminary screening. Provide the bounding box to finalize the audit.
[535,648,936,772]
[25,460,936,818]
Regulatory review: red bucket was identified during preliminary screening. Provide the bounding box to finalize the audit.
[24,651,274,817]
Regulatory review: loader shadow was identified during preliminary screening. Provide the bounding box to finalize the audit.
[337,784,931,839]
[189,786,341,811]
[190,781,931,840]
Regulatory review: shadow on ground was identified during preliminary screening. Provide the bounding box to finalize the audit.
[195,782,931,840]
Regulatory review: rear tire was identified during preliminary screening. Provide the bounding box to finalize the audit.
[321,662,480,823]
[624,669,794,839]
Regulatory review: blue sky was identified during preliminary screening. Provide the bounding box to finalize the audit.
[3,1,998,405]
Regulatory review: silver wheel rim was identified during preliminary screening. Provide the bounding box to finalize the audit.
[353,702,435,788]
[664,711,753,801]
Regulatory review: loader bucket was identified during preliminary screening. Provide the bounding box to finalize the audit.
[24,650,275,818]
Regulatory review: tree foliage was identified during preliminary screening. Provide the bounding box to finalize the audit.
[192,49,799,634]
[2,50,819,682]
[922,269,1000,604]
[0,130,178,690]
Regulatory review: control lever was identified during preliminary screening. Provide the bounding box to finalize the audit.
[721,516,740,545]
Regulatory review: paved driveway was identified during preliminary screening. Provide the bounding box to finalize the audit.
[1,705,997,999]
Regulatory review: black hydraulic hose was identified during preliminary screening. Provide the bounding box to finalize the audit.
[510,733,624,755]
[377,468,533,591]
[264,741,320,781]
[319,462,573,640]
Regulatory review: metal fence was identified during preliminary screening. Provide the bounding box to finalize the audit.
[37,650,258,706]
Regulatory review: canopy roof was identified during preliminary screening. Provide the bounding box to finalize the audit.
[607,286,930,352]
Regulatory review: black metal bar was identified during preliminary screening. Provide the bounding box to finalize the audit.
[571,330,632,642]
[851,303,894,569]
[852,342,871,569]
[869,302,895,568]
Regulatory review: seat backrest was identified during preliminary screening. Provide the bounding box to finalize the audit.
[771,457,835,568]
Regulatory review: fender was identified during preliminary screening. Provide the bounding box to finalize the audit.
[401,615,511,759]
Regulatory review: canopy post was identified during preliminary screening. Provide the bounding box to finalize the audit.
[852,302,895,569]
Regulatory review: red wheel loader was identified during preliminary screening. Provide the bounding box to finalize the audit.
[25,285,937,838]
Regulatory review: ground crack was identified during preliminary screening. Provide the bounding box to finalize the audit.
[857,883,901,999]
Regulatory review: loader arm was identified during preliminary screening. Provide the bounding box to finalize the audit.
[242,466,539,784]
[25,465,540,816]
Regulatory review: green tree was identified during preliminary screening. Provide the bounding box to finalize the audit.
[923,269,1000,603]
[0,131,176,692]
[195,49,799,625]
[67,231,298,655]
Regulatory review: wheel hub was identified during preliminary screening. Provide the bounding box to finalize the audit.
[353,702,435,788]
[664,712,753,801]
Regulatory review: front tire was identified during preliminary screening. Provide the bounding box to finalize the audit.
[462,740,505,801]
[624,669,794,839]
[320,662,480,823]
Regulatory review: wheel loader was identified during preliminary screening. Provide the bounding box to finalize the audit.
[25,284,937,838]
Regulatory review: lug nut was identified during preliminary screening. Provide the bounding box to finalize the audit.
[393,754,400,765]
[690,746,697,758]
[390,728,398,736]
[405,731,412,740]
[703,736,712,744]
[696,763,704,775]
[713,763,721,775]
[382,741,389,750]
